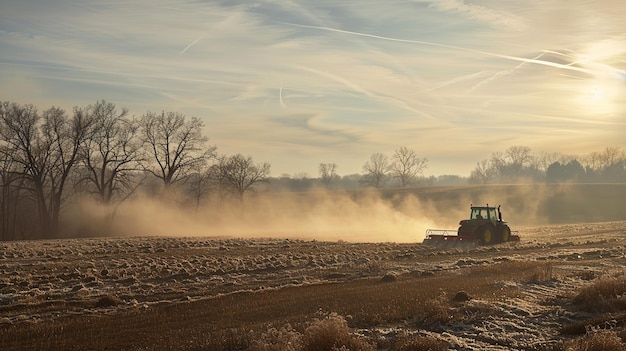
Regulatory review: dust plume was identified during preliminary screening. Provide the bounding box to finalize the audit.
[70,184,626,242]
[73,189,449,243]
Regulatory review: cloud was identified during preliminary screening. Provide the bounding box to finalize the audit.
[426,0,527,31]
[1,0,625,177]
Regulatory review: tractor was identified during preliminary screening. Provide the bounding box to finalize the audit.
[423,205,519,248]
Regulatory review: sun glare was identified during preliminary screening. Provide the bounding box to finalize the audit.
[576,71,624,116]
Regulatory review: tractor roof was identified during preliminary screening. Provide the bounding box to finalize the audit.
[471,205,497,210]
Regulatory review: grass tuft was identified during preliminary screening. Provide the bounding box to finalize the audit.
[302,313,375,351]
[379,332,449,351]
[564,330,626,351]
[94,294,123,308]
[416,292,450,326]
[573,277,626,313]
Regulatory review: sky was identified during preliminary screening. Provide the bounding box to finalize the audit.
[1,0,625,177]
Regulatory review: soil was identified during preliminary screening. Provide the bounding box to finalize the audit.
[1,221,626,350]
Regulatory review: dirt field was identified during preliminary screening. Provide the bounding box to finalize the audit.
[1,220,626,350]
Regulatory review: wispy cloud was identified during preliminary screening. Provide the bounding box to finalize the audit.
[0,0,625,176]
[426,0,527,31]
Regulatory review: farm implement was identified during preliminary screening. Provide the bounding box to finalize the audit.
[423,205,520,248]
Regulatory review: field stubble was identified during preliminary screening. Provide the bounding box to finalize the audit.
[2,222,626,350]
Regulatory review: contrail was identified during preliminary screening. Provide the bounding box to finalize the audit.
[180,36,203,55]
[468,52,547,93]
[295,64,437,119]
[278,22,596,75]
[428,71,487,91]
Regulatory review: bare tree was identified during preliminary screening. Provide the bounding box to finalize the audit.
[362,152,390,188]
[599,146,623,169]
[506,145,533,168]
[139,111,216,190]
[532,151,567,173]
[0,103,93,237]
[186,169,214,211]
[78,101,145,206]
[390,146,428,187]
[319,162,338,188]
[213,154,270,203]
[489,151,506,177]
[0,117,29,240]
[469,159,494,184]
[582,151,602,171]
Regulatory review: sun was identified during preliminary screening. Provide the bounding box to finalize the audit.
[576,69,624,116]
[590,86,605,102]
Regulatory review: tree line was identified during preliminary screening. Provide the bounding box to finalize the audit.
[468,145,626,184]
[0,101,271,240]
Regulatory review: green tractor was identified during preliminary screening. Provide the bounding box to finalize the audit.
[424,205,519,247]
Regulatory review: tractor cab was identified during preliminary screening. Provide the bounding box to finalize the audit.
[469,205,506,222]
[470,206,497,221]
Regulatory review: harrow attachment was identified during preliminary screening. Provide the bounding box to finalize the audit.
[423,229,478,249]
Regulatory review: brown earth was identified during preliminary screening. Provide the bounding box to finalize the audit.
[1,220,626,350]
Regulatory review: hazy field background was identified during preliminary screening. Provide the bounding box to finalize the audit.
[66,183,626,243]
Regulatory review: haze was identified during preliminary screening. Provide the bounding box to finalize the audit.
[66,183,613,243]
[1,0,625,176]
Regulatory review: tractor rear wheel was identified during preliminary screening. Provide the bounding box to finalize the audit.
[501,226,511,242]
[480,226,493,245]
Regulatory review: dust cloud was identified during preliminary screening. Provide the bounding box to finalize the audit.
[70,184,626,243]
[74,189,448,243]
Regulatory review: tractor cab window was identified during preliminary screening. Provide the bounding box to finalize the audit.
[488,208,497,221]
[471,208,484,219]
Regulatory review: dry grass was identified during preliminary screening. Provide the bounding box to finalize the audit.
[557,275,626,350]
[0,260,540,350]
[573,277,626,313]
[301,314,375,351]
[565,330,626,351]
[376,332,449,351]
[548,330,626,351]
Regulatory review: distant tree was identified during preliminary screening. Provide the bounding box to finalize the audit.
[0,125,28,240]
[390,146,428,187]
[139,111,216,191]
[603,160,626,182]
[469,159,495,184]
[433,174,467,186]
[213,154,270,203]
[565,160,585,181]
[532,151,566,174]
[319,163,338,188]
[547,160,585,183]
[270,172,312,192]
[506,145,533,168]
[582,151,602,171]
[579,147,625,182]
[546,162,564,183]
[362,152,390,188]
[338,173,363,190]
[185,168,213,210]
[488,151,506,178]
[498,146,534,181]
[0,103,94,237]
[78,101,145,206]
[599,146,623,169]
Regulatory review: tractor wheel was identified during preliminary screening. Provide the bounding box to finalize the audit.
[501,226,511,243]
[480,226,493,245]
